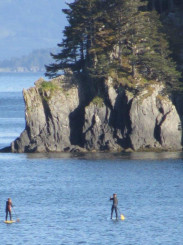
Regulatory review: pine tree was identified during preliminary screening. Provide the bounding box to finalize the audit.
[45,0,89,78]
[85,0,116,78]
[110,0,180,88]
[148,0,175,12]
[45,0,180,91]
[45,0,114,79]
[109,0,152,78]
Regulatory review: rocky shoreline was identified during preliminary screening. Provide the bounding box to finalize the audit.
[1,75,182,153]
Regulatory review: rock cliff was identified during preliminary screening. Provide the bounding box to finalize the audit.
[10,76,182,153]
[5,2,183,153]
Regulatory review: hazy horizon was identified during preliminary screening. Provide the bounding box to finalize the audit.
[0,0,73,61]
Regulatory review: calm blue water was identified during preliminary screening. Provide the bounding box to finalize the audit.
[0,73,44,149]
[0,73,183,245]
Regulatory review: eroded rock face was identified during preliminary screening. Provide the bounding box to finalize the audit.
[82,82,182,151]
[83,103,120,151]
[10,76,182,153]
[11,77,80,152]
[128,85,182,150]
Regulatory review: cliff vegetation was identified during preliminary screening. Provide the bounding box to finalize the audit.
[45,0,183,95]
[4,0,183,153]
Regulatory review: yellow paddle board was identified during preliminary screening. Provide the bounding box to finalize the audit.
[4,220,16,224]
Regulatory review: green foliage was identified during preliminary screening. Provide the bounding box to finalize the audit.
[91,96,104,107]
[45,0,182,93]
[39,81,63,101]
[138,86,155,104]
[40,81,60,92]
[45,0,115,79]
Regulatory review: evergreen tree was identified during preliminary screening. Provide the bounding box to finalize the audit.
[45,0,115,79]
[45,0,180,91]
[85,0,116,78]
[148,0,175,12]
[110,0,180,88]
[45,0,89,77]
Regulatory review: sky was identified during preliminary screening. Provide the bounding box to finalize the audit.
[0,0,73,61]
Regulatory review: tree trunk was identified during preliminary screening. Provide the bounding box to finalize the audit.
[118,42,123,66]
[132,64,137,79]
[159,0,163,13]
[168,0,174,11]
[151,0,156,10]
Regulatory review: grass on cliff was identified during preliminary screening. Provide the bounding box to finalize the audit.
[91,96,104,107]
[40,81,61,92]
[38,81,63,101]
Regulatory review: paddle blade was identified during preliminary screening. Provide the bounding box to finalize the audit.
[120,214,125,220]
[16,219,20,222]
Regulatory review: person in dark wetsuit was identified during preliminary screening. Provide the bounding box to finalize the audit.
[110,193,118,219]
[5,198,13,221]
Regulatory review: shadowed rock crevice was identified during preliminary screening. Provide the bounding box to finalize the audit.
[173,95,183,146]
[8,76,183,153]
[40,96,54,136]
[154,111,171,145]
[69,106,85,147]
[154,120,161,144]
[109,91,133,149]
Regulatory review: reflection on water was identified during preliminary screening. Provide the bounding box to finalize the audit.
[1,151,183,163]
[25,151,183,160]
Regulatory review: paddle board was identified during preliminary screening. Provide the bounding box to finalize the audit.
[4,220,16,224]
[111,215,125,221]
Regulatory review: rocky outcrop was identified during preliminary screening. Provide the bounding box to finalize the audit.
[10,76,182,153]
[83,102,119,151]
[128,85,182,150]
[11,77,81,153]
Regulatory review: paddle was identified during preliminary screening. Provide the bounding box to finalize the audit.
[12,207,20,222]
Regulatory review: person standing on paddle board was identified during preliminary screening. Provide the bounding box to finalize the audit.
[110,193,118,219]
[5,198,13,221]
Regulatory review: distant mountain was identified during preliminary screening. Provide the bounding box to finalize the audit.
[0,48,58,72]
[0,0,72,60]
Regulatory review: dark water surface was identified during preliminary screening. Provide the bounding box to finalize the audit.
[0,73,183,245]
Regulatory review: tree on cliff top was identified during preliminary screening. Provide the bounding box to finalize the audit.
[45,0,115,80]
[45,0,181,91]
[110,0,180,88]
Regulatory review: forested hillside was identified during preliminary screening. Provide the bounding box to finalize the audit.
[45,0,183,94]
[0,48,58,72]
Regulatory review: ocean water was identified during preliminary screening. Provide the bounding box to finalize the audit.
[0,73,44,150]
[0,73,183,245]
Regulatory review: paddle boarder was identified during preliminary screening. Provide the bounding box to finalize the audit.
[5,198,13,221]
[110,193,118,219]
